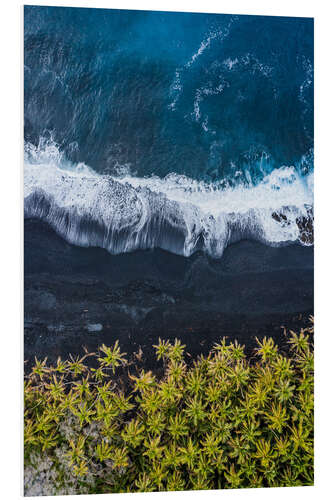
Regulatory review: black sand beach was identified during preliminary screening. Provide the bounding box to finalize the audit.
[24,219,314,369]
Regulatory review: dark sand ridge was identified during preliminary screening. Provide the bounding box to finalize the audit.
[24,219,314,370]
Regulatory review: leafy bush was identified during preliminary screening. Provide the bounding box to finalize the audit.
[24,319,314,495]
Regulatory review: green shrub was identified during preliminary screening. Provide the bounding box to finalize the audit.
[24,318,314,495]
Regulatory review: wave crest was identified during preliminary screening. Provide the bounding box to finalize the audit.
[24,149,313,258]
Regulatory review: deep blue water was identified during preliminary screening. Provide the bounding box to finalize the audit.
[24,6,313,183]
[24,7,314,258]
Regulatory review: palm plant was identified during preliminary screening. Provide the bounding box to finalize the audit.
[24,319,314,494]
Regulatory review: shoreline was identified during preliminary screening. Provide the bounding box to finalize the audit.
[24,218,314,368]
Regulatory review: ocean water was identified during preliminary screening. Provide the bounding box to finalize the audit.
[24,6,314,258]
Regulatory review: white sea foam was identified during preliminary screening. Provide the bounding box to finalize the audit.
[192,80,229,127]
[168,16,237,111]
[223,57,239,70]
[299,57,313,104]
[24,141,313,258]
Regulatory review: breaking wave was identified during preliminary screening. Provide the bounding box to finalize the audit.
[24,141,313,259]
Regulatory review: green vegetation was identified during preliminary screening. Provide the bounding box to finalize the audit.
[24,319,314,495]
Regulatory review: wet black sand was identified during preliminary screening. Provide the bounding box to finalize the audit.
[24,219,314,369]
